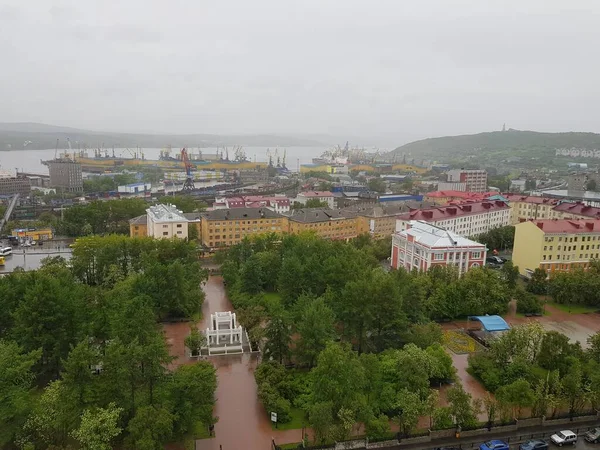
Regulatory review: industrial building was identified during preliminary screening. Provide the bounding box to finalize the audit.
[46,159,83,193]
[0,172,31,196]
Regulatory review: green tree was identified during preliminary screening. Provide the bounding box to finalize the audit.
[70,403,123,450]
[395,388,425,436]
[295,298,336,367]
[527,268,548,295]
[126,405,174,450]
[496,379,535,419]
[184,325,206,357]
[446,384,479,428]
[263,309,292,364]
[61,340,101,409]
[188,223,199,241]
[169,361,217,436]
[500,260,520,291]
[368,177,387,193]
[0,341,41,447]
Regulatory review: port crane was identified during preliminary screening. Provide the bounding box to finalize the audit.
[181,148,195,191]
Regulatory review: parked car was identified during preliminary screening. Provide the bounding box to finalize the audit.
[585,427,600,443]
[551,430,577,446]
[520,439,549,450]
[486,256,504,265]
[480,440,510,450]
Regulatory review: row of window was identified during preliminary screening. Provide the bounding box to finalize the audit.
[544,235,597,243]
[209,219,279,226]
[544,244,598,251]
[542,253,599,261]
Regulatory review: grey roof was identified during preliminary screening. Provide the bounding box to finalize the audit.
[184,212,202,222]
[129,214,147,225]
[341,201,434,217]
[286,208,358,223]
[200,208,284,221]
[147,203,188,222]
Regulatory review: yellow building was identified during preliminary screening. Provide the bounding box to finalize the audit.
[347,203,433,240]
[512,219,600,277]
[502,194,560,224]
[199,208,288,249]
[287,208,360,241]
[129,215,148,237]
[11,228,53,240]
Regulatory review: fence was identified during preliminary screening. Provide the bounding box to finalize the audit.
[274,413,600,450]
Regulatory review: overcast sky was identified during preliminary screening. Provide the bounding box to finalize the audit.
[1,0,599,143]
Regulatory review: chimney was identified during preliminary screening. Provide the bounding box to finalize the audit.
[586,222,594,230]
[537,222,543,230]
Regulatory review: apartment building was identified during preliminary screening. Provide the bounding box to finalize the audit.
[513,219,600,277]
[552,202,600,220]
[147,204,189,239]
[502,194,560,224]
[286,208,359,241]
[391,220,486,275]
[213,195,291,213]
[199,208,288,249]
[294,191,335,208]
[447,169,488,193]
[129,215,148,237]
[396,201,511,237]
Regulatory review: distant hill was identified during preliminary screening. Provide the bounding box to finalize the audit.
[387,129,600,162]
[0,122,327,150]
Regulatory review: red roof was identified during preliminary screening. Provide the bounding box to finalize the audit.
[552,202,600,218]
[532,219,600,234]
[502,193,560,205]
[426,190,496,200]
[397,200,509,222]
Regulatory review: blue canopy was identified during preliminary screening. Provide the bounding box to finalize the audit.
[469,315,510,332]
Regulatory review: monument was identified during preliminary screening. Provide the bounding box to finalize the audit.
[205,311,245,355]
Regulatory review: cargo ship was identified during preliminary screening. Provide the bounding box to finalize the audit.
[52,146,268,173]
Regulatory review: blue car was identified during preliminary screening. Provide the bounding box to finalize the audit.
[480,440,510,450]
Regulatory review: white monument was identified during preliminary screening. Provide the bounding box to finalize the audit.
[205,311,244,355]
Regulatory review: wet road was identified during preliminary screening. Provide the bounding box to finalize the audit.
[0,247,72,273]
[164,276,306,450]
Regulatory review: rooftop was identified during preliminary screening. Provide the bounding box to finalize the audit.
[552,201,600,218]
[147,204,188,223]
[200,208,283,221]
[501,193,560,205]
[398,220,485,248]
[469,315,510,332]
[129,214,147,225]
[342,201,434,217]
[529,219,600,234]
[297,191,334,198]
[426,190,497,200]
[286,208,358,223]
[397,200,509,222]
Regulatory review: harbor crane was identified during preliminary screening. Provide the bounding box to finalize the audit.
[181,148,195,191]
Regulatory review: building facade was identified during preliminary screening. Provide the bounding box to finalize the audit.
[513,219,600,277]
[146,204,189,239]
[424,190,495,205]
[294,191,335,208]
[129,215,148,237]
[391,220,486,275]
[502,194,560,224]
[396,201,511,237]
[287,208,359,241]
[199,208,288,249]
[213,195,291,213]
[447,169,488,193]
[46,159,83,193]
[0,174,31,196]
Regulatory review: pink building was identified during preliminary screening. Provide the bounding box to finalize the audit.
[391,220,487,275]
[213,195,290,213]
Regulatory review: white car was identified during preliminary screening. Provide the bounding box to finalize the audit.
[551,430,577,446]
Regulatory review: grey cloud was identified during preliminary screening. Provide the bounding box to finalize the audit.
[1,0,599,142]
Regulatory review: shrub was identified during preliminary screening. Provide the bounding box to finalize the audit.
[516,288,543,314]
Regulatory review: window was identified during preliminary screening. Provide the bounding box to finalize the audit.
[472,251,481,258]
[163,232,168,236]
[163,225,168,228]
[177,231,182,235]
[434,253,444,260]
[134,226,139,230]
[176,224,182,228]
[543,255,546,261]
[544,246,547,251]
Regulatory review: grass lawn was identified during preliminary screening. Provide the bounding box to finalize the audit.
[547,302,599,315]
[271,407,307,431]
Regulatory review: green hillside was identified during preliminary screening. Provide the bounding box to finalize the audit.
[387,129,600,166]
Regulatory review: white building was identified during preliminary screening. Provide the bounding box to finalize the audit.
[391,220,487,275]
[437,181,467,192]
[447,169,488,193]
[212,195,291,213]
[146,203,189,239]
[294,191,335,208]
[118,182,151,194]
[396,200,511,237]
